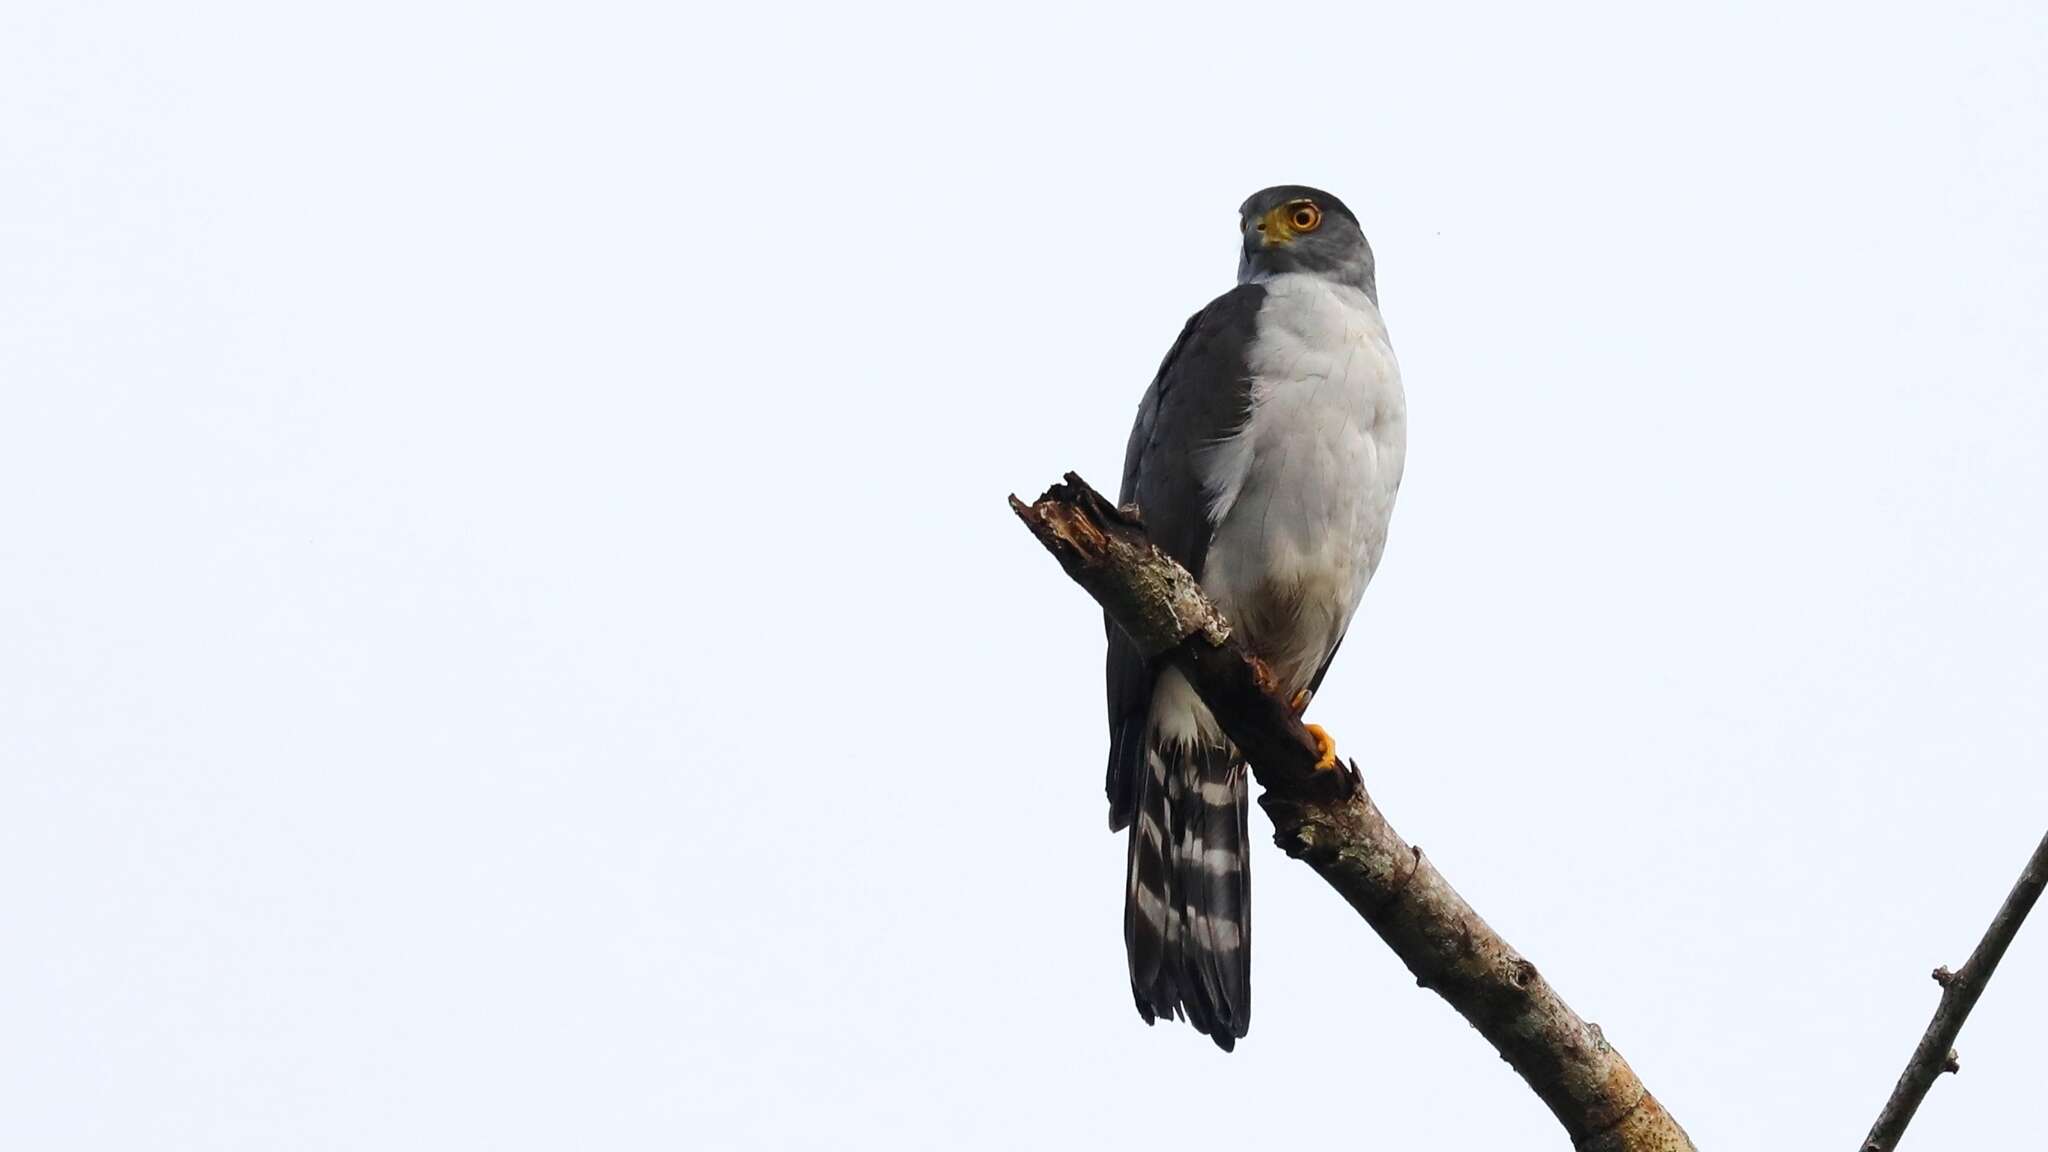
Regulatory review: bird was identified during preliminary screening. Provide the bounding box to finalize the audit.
[1104,185,1406,1051]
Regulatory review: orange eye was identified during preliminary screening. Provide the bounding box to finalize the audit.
[1289,202,1322,232]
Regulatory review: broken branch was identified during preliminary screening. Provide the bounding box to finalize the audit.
[1011,472,1697,1152]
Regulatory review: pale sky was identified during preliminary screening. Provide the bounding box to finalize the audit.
[4,2,2045,1148]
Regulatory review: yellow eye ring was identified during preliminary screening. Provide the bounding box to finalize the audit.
[1288,202,1322,233]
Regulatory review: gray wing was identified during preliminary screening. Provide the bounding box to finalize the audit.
[1103,283,1265,830]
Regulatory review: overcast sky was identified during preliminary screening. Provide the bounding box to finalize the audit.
[5,2,2046,1148]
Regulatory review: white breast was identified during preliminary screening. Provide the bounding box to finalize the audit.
[1196,273,1406,695]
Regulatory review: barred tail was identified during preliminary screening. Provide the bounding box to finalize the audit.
[1123,735,1251,1050]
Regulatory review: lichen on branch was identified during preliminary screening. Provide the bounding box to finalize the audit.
[1011,471,1698,1152]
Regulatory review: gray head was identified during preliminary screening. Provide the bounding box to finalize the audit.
[1236,185,1376,302]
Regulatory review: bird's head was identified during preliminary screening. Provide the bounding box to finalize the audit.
[1236,185,1376,301]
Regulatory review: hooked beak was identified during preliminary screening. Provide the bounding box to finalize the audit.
[1251,204,1298,248]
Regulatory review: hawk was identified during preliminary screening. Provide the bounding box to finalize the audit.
[1105,185,1406,1050]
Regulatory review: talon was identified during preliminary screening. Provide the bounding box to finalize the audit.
[1288,688,1312,715]
[1305,723,1338,771]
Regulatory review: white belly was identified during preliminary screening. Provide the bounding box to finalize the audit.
[1197,273,1407,696]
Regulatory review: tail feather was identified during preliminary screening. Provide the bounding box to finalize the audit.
[1124,747,1174,1013]
[1179,757,1249,1042]
[1124,736,1251,1050]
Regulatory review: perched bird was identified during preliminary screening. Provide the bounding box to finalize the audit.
[1104,185,1406,1050]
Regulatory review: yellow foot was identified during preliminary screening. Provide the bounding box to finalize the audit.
[1288,688,1313,715]
[1304,723,1339,771]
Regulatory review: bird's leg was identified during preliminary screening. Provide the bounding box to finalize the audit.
[1303,724,1340,771]
[1286,689,1340,771]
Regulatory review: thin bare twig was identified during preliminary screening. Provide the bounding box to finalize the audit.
[1861,829,2048,1151]
[1012,473,1697,1152]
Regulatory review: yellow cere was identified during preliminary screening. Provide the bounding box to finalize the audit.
[1257,200,1322,245]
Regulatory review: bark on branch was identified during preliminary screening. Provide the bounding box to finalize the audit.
[1860,829,2048,1151]
[1011,472,1698,1152]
